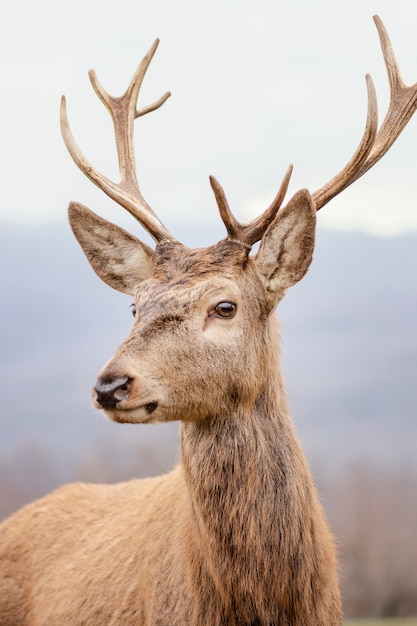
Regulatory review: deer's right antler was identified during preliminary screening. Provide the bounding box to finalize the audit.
[60,39,175,244]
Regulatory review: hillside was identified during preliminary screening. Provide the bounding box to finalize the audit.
[0,220,416,482]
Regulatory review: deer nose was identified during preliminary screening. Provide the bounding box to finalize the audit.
[93,375,133,409]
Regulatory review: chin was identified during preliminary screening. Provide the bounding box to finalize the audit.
[102,405,160,425]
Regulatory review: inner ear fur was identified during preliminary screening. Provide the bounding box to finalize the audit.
[68,202,155,295]
[254,189,316,307]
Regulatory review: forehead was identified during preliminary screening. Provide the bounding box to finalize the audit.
[152,239,250,283]
[134,240,255,308]
[135,276,242,313]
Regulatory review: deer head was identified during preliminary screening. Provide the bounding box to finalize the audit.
[60,16,417,425]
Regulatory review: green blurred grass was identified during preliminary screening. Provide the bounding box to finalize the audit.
[343,617,417,626]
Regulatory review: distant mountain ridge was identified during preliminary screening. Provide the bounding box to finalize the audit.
[1,220,416,483]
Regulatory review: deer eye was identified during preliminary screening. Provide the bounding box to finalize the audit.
[214,302,236,318]
[131,304,137,318]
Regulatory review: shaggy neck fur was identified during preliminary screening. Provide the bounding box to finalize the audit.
[180,320,340,625]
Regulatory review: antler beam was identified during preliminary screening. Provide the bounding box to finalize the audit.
[211,15,417,246]
[313,15,417,210]
[61,16,417,248]
[60,39,175,244]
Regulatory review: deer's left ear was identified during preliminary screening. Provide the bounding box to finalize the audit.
[254,189,316,308]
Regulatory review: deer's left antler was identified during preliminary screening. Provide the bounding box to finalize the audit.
[212,15,417,246]
[312,15,417,210]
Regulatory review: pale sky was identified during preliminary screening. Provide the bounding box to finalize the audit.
[1,0,417,236]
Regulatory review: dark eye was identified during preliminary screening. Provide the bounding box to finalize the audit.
[214,302,236,318]
[131,304,137,318]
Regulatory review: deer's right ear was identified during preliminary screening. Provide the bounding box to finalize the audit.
[68,202,154,295]
[254,189,316,309]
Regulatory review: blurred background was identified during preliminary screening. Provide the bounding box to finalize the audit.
[1,0,416,619]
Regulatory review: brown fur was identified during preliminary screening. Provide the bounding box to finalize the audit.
[0,190,343,625]
[4,17,417,618]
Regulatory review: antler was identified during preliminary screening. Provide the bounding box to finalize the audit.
[62,17,417,248]
[212,15,417,245]
[209,165,293,247]
[60,39,175,244]
[313,15,417,209]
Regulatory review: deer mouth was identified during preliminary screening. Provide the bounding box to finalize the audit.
[102,400,160,425]
[93,372,163,423]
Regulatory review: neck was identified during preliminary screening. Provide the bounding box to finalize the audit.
[180,350,339,623]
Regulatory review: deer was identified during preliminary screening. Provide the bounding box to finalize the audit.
[1,15,416,626]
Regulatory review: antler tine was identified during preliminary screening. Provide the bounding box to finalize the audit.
[361,15,417,169]
[312,74,378,209]
[210,164,293,247]
[313,15,417,211]
[60,39,175,244]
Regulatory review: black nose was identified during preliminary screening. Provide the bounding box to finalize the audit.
[94,375,133,409]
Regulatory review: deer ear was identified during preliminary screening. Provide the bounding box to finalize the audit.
[68,202,154,295]
[254,189,316,308]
